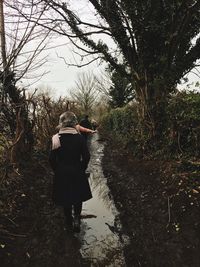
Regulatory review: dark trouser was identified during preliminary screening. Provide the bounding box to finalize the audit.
[81,133,89,142]
[63,202,82,223]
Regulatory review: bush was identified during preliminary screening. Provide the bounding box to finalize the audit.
[100,104,138,148]
[167,91,200,156]
[100,91,200,159]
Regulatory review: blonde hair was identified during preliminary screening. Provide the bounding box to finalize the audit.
[57,111,78,129]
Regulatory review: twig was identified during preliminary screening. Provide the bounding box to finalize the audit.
[5,216,19,227]
[6,232,27,238]
[1,228,27,237]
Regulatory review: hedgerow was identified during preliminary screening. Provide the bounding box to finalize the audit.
[100,91,200,159]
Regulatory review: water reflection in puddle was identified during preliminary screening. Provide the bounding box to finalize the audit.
[77,134,128,266]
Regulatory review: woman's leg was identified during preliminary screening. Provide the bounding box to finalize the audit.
[74,202,82,217]
[63,204,73,228]
[73,202,82,233]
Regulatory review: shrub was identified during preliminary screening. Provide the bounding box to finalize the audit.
[100,104,138,148]
[100,91,200,159]
[167,91,200,156]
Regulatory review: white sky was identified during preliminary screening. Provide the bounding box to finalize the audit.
[3,0,200,97]
[21,38,105,98]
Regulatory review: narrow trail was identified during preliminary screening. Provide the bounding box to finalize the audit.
[1,133,200,266]
[76,133,128,266]
[0,134,129,267]
[50,133,129,266]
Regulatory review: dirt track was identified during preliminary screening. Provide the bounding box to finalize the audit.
[102,142,200,267]
[1,136,200,266]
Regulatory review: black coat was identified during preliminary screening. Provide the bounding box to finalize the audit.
[49,133,92,206]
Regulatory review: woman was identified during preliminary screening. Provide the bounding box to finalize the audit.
[49,111,92,233]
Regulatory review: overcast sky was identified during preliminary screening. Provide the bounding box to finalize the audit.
[21,39,105,98]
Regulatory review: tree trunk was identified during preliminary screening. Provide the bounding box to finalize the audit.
[0,0,6,69]
[134,77,168,140]
[0,0,8,103]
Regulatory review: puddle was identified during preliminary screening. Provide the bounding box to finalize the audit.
[76,134,128,266]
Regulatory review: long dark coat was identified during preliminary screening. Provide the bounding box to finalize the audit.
[49,133,92,206]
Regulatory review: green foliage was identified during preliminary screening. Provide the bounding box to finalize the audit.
[100,91,200,158]
[166,91,200,155]
[168,91,200,122]
[108,68,135,108]
[100,104,138,147]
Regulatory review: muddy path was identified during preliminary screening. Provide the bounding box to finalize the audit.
[79,134,128,266]
[1,133,200,267]
[0,134,128,267]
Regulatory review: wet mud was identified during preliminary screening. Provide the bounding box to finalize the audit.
[102,141,200,267]
[0,135,128,267]
[1,134,200,267]
[78,134,128,266]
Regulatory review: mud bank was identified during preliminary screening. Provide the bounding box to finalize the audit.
[1,135,200,267]
[102,142,200,267]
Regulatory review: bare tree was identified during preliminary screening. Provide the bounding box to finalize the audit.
[95,69,113,100]
[1,1,53,85]
[70,72,100,115]
[0,0,53,165]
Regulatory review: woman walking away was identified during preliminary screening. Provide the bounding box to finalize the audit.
[49,111,92,233]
